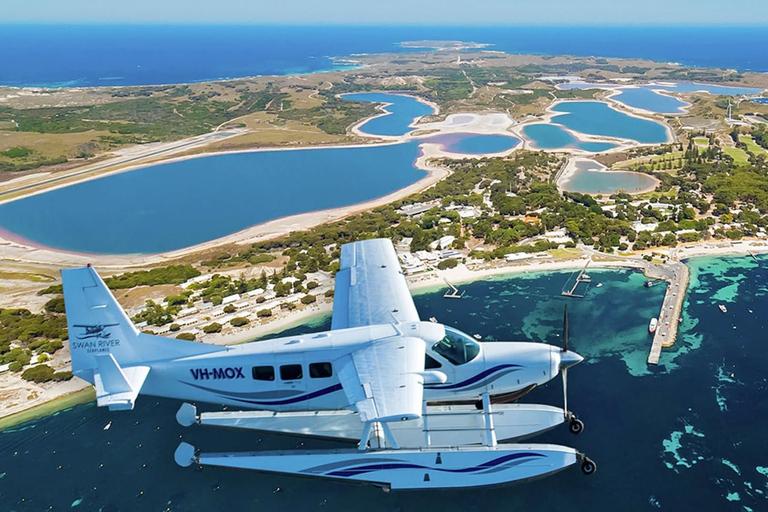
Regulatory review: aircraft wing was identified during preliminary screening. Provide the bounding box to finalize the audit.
[331,238,420,330]
[335,336,426,423]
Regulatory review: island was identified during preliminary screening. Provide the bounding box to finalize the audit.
[1,48,768,427]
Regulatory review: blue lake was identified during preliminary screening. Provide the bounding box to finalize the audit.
[0,143,425,254]
[522,124,617,153]
[3,257,768,511]
[611,88,689,114]
[561,82,765,114]
[0,92,529,254]
[343,93,435,137]
[427,133,521,154]
[551,101,669,144]
[561,160,657,194]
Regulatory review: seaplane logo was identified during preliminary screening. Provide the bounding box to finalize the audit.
[73,324,119,340]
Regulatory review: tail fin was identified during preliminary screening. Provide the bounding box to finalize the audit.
[62,266,223,410]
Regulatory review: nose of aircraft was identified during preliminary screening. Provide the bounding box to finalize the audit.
[559,350,584,370]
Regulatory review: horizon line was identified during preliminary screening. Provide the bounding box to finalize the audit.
[1,22,767,28]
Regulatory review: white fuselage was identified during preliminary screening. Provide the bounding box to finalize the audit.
[131,321,565,411]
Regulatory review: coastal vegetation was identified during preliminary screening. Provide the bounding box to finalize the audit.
[0,307,67,372]
[39,265,201,295]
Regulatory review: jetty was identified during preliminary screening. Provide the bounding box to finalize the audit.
[647,260,689,365]
[561,259,591,298]
[443,278,465,299]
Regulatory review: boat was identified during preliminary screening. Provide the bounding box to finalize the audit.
[595,283,603,288]
[644,280,655,288]
[719,304,728,313]
[648,318,658,334]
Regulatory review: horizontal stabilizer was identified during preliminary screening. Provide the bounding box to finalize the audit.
[93,354,149,411]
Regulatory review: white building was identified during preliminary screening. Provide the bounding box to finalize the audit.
[430,235,456,251]
[222,294,241,305]
[632,221,658,232]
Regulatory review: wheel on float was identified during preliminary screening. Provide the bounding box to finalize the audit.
[581,457,597,475]
[569,418,585,434]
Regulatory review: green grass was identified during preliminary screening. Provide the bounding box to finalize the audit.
[723,147,750,165]
[693,137,709,146]
[0,271,55,283]
[740,135,767,156]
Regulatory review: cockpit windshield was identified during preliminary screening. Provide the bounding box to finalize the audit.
[431,326,481,365]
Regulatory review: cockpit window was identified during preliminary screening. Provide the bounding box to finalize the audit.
[431,326,480,366]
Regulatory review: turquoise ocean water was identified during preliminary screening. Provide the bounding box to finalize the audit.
[2,256,767,511]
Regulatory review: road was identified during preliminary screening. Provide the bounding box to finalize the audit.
[0,129,243,200]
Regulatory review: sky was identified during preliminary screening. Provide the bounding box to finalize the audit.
[2,0,767,25]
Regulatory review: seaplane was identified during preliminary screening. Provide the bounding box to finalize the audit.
[61,238,595,490]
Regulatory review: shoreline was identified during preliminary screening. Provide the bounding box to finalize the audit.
[0,144,450,268]
[0,95,525,267]
[3,241,767,429]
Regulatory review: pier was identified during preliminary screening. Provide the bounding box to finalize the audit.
[561,259,591,298]
[443,278,465,299]
[647,260,689,365]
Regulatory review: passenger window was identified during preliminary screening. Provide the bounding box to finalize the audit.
[425,355,442,369]
[280,364,303,381]
[252,366,275,381]
[309,362,333,378]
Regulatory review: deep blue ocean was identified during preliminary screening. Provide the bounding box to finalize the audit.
[2,25,768,87]
[2,257,767,511]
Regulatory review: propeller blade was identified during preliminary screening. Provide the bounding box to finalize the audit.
[563,304,569,353]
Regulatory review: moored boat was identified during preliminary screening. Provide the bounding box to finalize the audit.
[649,318,658,333]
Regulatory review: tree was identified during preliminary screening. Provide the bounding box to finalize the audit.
[176,332,196,341]
[223,304,236,314]
[44,297,66,313]
[169,323,181,332]
[437,258,459,270]
[301,294,317,305]
[21,364,55,383]
[257,309,272,318]
[230,317,249,327]
[662,233,678,247]
[258,270,268,289]
[202,323,222,334]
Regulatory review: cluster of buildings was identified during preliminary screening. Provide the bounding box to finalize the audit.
[130,272,333,339]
